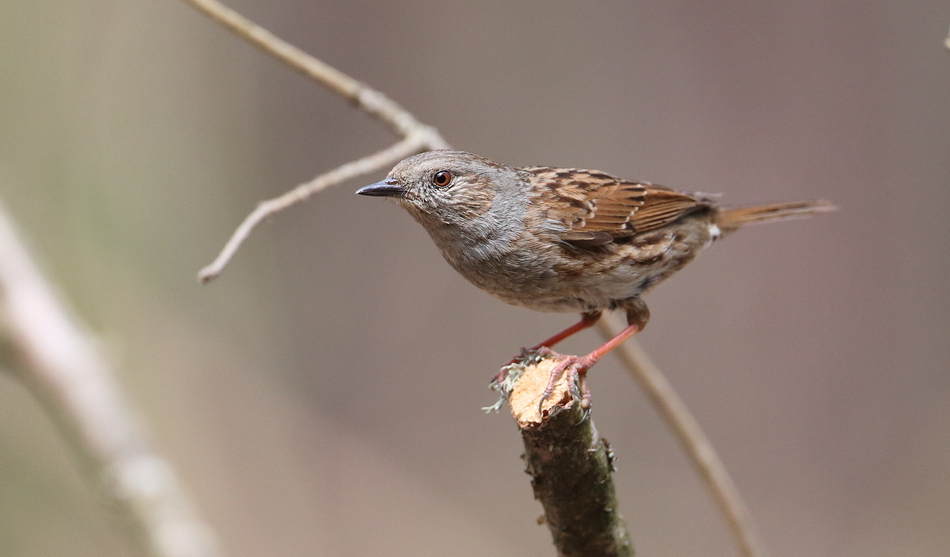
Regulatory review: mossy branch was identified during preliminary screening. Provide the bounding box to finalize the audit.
[498,355,634,557]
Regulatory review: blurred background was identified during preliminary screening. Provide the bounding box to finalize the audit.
[1,1,948,556]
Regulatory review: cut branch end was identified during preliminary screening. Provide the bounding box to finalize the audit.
[497,355,634,557]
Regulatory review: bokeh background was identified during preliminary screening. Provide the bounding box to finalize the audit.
[1,1,948,556]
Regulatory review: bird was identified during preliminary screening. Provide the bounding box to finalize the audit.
[357,150,834,408]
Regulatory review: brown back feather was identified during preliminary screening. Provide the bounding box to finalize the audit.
[526,167,707,245]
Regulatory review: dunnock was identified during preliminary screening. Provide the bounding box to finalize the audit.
[357,150,834,407]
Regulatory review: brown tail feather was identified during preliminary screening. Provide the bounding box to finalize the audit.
[716,200,837,232]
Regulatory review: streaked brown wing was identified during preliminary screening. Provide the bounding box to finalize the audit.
[630,186,705,233]
[525,167,705,245]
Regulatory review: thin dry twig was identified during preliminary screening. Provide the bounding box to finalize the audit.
[182,0,450,283]
[198,136,429,282]
[596,317,768,557]
[0,200,219,557]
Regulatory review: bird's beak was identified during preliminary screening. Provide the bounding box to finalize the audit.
[356,179,406,198]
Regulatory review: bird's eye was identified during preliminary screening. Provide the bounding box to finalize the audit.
[432,170,452,187]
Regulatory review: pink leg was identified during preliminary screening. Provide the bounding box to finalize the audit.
[495,312,602,386]
[539,320,642,411]
[528,311,602,353]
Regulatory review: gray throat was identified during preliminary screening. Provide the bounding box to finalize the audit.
[430,185,528,270]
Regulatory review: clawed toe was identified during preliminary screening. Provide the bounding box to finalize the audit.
[537,353,594,415]
[494,347,598,418]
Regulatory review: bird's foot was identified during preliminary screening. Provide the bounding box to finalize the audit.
[535,348,594,418]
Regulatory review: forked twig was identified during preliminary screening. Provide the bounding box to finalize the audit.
[198,136,430,282]
[181,0,450,282]
[596,317,768,557]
